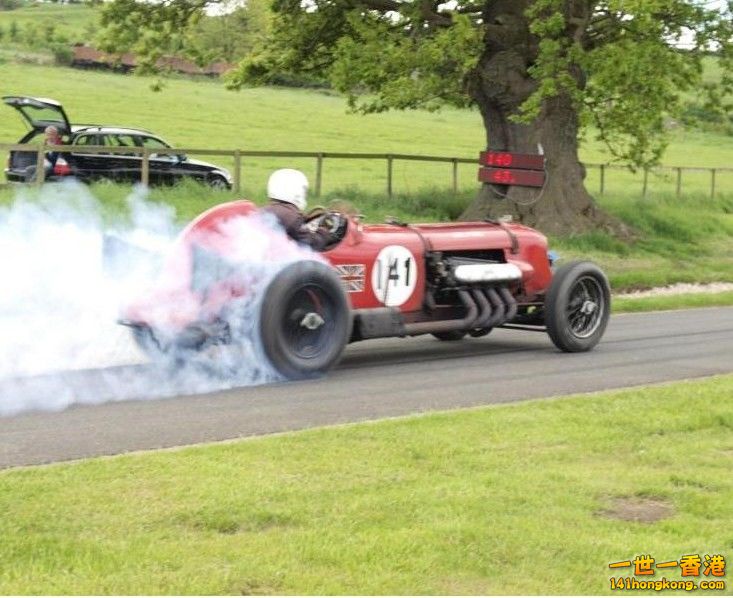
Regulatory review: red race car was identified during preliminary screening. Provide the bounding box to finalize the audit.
[119,200,611,379]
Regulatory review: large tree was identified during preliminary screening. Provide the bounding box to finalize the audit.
[100,0,732,234]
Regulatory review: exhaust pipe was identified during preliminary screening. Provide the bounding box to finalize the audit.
[471,288,493,329]
[498,287,518,323]
[405,290,478,336]
[483,288,505,329]
[384,286,517,339]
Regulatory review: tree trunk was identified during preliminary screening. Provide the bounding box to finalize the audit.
[461,0,629,238]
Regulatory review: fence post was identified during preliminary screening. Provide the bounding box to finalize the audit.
[233,149,241,195]
[315,153,324,197]
[452,158,458,193]
[35,145,45,186]
[387,154,393,198]
[676,167,682,198]
[599,164,605,196]
[141,148,150,187]
[711,169,716,199]
[642,167,649,198]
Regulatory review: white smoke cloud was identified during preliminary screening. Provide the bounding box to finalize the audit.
[0,181,317,417]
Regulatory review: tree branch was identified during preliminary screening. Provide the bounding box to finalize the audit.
[359,0,402,13]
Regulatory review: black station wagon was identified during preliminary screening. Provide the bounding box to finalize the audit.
[4,96,232,188]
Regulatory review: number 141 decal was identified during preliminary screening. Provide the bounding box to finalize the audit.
[374,257,411,288]
[371,245,417,307]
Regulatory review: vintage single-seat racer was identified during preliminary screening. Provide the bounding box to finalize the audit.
[119,197,611,379]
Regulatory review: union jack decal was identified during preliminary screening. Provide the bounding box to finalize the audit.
[334,264,366,292]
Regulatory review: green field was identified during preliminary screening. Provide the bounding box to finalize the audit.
[0,58,731,293]
[0,375,730,594]
[0,3,95,43]
[1,61,732,197]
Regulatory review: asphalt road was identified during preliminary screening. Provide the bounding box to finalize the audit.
[1,307,732,469]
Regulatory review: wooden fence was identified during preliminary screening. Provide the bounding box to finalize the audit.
[594,163,730,199]
[1,143,730,199]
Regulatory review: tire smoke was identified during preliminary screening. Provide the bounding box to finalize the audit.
[0,181,314,417]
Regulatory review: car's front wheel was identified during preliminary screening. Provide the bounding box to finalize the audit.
[259,261,352,379]
[544,261,611,352]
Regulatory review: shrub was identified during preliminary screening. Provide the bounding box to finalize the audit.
[51,43,73,66]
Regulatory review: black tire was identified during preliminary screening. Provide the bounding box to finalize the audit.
[259,261,351,379]
[432,331,467,341]
[545,260,611,352]
[208,175,231,190]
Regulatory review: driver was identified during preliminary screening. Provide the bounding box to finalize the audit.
[262,168,335,251]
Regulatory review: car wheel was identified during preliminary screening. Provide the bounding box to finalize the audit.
[208,175,230,190]
[259,261,352,379]
[432,331,467,341]
[545,260,611,352]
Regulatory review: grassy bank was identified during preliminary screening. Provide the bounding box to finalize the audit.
[1,375,731,594]
[2,181,731,293]
[552,191,733,290]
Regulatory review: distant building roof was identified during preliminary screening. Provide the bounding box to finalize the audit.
[204,61,236,76]
[71,45,233,77]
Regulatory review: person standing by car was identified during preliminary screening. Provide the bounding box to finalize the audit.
[262,168,332,251]
[23,125,64,183]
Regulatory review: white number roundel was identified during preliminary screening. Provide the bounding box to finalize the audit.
[371,245,417,307]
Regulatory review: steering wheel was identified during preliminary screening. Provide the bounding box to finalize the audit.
[306,211,348,248]
[304,206,328,222]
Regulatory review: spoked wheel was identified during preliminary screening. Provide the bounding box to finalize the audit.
[545,261,611,352]
[566,276,606,338]
[260,261,351,379]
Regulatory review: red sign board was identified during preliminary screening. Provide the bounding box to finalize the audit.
[479,151,545,171]
[478,167,545,188]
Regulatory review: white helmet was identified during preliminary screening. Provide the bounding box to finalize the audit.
[267,168,308,211]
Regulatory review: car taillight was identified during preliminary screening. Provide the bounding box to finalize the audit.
[53,157,72,176]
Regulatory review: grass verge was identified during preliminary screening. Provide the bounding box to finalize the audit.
[1,375,732,594]
[613,290,733,313]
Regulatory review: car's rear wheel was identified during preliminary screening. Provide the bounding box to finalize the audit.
[545,261,611,352]
[259,261,351,379]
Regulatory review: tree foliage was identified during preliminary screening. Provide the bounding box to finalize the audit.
[99,0,731,170]
[187,1,270,63]
[98,0,270,70]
